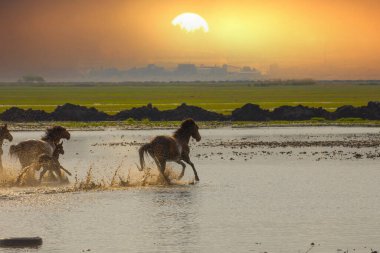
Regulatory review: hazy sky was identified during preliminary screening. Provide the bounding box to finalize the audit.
[1,0,380,80]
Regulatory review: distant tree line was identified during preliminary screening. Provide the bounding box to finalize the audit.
[18,75,45,83]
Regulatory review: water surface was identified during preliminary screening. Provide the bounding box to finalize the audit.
[1,127,380,253]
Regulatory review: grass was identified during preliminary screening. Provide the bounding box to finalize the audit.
[0,82,379,115]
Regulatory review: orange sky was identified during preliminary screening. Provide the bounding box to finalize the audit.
[1,0,380,80]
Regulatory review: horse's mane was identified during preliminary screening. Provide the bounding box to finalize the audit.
[173,119,195,138]
[0,126,5,137]
[42,126,66,141]
[0,125,9,140]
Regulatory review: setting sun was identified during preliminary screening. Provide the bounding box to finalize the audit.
[172,12,209,32]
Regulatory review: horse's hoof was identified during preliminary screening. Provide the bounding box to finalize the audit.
[195,176,200,181]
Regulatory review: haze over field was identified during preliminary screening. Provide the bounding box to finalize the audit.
[1,0,380,81]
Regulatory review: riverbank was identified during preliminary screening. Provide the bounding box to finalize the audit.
[2,119,380,131]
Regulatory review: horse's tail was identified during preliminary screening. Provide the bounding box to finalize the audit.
[9,144,21,158]
[138,143,152,171]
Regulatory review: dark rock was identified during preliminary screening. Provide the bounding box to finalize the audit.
[51,103,109,121]
[0,237,43,248]
[231,103,270,121]
[0,107,51,122]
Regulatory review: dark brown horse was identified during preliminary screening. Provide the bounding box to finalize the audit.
[0,124,13,171]
[10,126,70,169]
[138,118,201,184]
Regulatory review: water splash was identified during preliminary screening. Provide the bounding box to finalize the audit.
[0,168,18,187]
[0,164,196,197]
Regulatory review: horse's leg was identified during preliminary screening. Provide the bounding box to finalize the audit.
[16,165,34,185]
[150,148,170,184]
[60,165,72,176]
[153,156,169,185]
[183,154,200,181]
[176,160,186,179]
[54,168,63,182]
[151,156,166,183]
[159,159,170,184]
[39,168,48,182]
[0,148,4,171]
[0,155,3,172]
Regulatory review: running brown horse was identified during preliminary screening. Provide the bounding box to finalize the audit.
[138,118,201,184]
[10,126,70,169]
[0,124,13,171]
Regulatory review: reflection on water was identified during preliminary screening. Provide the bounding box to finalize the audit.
[0,127,380,252]
[147,188,200,252]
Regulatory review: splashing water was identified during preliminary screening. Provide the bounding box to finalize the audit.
[0,163,196,197]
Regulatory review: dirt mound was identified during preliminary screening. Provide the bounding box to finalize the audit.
[51,103,110,121]
[161,103,226,121]
[333,101,380,120]
[1,101,380,122]
[231,103,270,121]
[113,103,161,121]
[0,107,51,122]
[271,105,329,120]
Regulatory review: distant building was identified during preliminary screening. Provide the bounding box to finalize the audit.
[175,64,197,75]
[84,63,263,81]
[127,64,167,81]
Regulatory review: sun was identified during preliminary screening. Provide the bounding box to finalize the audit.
[172,13,209,33]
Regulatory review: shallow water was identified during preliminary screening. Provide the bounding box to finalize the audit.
[1,127,380,253]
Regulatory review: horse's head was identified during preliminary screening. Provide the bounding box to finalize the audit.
[0,124,13,142]
[55,141,65,155]
[181,118,201,142]
[44,126,70,143]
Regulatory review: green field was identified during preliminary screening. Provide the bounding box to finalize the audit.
[0,82,379,115]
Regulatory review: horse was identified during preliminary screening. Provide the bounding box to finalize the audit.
[138,118,201,184]
[0,124,13,171]
[10,126,70,169]
[38,141,72,182]
[15,141,72,185]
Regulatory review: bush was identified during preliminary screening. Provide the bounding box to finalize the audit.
[124,118,136,124]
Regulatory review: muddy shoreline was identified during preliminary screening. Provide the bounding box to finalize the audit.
[3,121,380,131]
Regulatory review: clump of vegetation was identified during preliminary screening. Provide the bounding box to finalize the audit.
[336,117,365,122]
[124,118,136,125]
[310,117,326,122]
